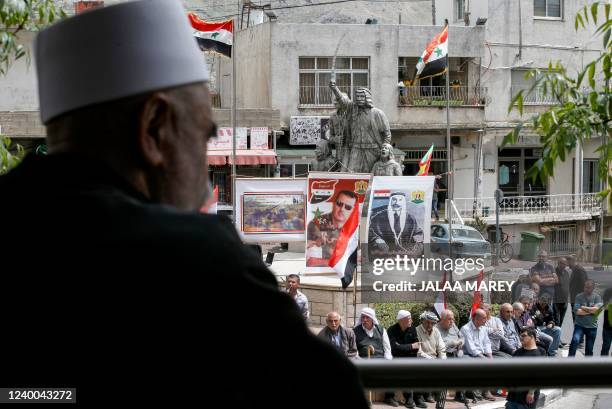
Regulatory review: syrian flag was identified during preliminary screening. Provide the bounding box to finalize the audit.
[188,13,233,58]
[434,271,447,317]
[329,202,359,289]
[416,144,434,176]
[415,24,448,80]
[470,269,485,318]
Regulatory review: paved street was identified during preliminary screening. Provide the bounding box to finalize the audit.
[541,389,612,409]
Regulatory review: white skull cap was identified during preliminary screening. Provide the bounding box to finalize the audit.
[35,0,209,124]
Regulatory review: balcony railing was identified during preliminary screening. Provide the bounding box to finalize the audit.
[511,86,558,105]
[451,193,602,220]
[299,85,351,107]
[398,86,488,107]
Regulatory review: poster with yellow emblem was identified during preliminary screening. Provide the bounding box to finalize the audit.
[365,176,434,260]
[305,172,371,274]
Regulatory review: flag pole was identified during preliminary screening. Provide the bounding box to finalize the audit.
[444,19,453,282]
[231,17,237,226]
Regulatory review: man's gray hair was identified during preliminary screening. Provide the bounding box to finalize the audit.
[512,302,525,312]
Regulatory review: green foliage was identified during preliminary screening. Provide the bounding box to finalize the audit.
[506,2,611,206]
[466,215,488,235]
[0,134,25,174]
[374,294,500,330]
[0,0,66,75]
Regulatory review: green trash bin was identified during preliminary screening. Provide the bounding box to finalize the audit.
[603,238,612,265]
[519,231,545,261]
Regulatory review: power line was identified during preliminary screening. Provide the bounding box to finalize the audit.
[191,0,420,20]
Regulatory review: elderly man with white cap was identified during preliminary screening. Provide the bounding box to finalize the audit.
[415,311,446,408]
[385,310,423,408]
[354,307,399,406]
[0,1,368,408]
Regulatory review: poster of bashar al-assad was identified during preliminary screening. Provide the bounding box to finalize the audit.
[366,176,434,260]
[306,172,370,273]
[242,193,305,233]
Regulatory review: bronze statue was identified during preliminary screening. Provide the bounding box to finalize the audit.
[371,143,402,176]
[329,81,391,173]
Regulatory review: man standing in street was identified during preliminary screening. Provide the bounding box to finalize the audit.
[568,255,589,321]
[286,274,309,320]
[569,280,603,356]
[554,257,571,326]
[318,311,358,358]
[529,251,558,300]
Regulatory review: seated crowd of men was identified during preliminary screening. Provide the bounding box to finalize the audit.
[286,251,611,408]
[316,305,556,408]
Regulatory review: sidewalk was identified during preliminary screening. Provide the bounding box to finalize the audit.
[370,389,564,409]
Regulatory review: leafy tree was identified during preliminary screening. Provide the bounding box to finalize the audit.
[0,0,66,75]
[0,134,25,174]
[506,2,611,205]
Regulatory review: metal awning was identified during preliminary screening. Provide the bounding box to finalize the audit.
[207,150,277,166]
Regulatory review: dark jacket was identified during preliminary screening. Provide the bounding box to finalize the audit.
[569,264,588,302]
[554,266,571,303]
[531,303,559,327]
[0,154,368,408]
[386,322,419,357]
[368,206,423,257]
[318,325,359,358]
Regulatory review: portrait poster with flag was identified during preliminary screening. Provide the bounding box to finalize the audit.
[365,176,434,261]
[362,176,435,302]
[305,172,370,274]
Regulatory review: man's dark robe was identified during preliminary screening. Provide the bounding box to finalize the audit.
[0,154,368,408]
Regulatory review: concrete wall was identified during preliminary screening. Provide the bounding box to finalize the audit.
[436,0,489,26]
[0,31,38,112]
[235,23,272,109]
[264,23,484,127]
[483,0,601,124]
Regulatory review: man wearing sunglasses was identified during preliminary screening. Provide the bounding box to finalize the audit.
[307,190,357,266]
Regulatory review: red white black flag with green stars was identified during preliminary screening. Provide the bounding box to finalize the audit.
[415,24,448,80]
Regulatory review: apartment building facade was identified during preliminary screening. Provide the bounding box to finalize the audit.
[227,0,609,257]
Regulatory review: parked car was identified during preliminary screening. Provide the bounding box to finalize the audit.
[430,223,491,259]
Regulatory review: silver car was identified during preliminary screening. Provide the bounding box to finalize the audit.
[431,223,491,259]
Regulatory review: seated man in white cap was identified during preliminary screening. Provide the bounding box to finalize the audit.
[0,1,368,407]
[386,310,422,408]
[354,308,398,406]
[416,311,446,407]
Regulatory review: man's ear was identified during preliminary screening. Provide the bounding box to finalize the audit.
[137,92,172,167]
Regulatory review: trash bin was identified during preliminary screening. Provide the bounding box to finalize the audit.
[519,231,545,261]
[603,238,612,265]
